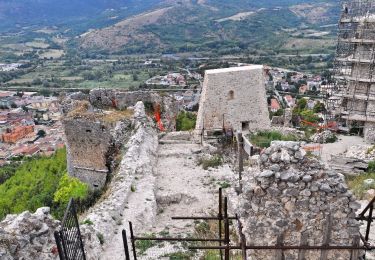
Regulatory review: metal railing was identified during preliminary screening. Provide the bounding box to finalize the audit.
[122,189,375,260]
[54,198,86,260]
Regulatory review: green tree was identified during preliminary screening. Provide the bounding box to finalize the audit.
[313,101,325,113]
[53,173,89,205]
[37,129,46,137]
[0,149,68,220]
[300,110,319,123]
[176,111,196,131]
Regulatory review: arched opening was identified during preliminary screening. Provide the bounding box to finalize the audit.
[228,90,234,100]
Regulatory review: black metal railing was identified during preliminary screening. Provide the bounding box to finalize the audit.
[54,198,86,260]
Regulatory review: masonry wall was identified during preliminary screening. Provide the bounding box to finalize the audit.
[63,117,131,189]
[196,65,270,133]
[238,141,361,260]
[88,89,178,130]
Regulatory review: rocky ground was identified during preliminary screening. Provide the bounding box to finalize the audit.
[100,132,234,259]
[319,135,368,162]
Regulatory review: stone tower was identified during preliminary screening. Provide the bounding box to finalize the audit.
[196,65,270,134]
[333,1,375,142]
[62,101,132,189]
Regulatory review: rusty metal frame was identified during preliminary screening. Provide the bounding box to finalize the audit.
[123,188,375,260]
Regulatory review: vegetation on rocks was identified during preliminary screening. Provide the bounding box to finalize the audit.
[198,155,223,170]
[135,233,158,255]
[347,172,375,199]
[346,161,375,199]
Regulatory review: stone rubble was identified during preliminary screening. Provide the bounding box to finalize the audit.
[0,207,60,260]
[238,141,361,260]
[310,130,336,144]
[346,144,375,161]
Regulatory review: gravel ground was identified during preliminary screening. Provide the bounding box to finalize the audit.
[100,132,234,259]
[320,135,367,162]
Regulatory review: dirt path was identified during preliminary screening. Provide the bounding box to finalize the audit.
[101,133,234,259]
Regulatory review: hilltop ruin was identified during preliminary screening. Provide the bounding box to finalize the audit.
[61,89,177,189]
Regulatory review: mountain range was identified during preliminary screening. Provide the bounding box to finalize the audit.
[0,0,341,55]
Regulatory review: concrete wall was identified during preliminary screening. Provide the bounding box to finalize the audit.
[196,65,270,133]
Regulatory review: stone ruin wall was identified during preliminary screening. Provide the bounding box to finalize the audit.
[238,141,361,260]
[88,89,178,130]
[0,207,61,260]
[61,88,174,189]
[82,102,158,257]
[364,122,375,143]
[0,102,157,260]
[63,117,132,189]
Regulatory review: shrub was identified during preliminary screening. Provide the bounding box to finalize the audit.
[176,111,196,131]
[0,149,67,220]
[347,172,375,199]
[369,161,375,173]
[135,233,157,255]
[81,219,94,225]
[325,134,337,143]
[53,173,89,205]
[198,155,223,170]
[97,232,105,245]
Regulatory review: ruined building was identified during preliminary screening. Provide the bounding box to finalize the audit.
[61,89,178,189]
[332,1,375,142]
[196,65,270,134]
[63,101,133,189]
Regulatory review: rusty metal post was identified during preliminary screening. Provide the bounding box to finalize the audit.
[122,229,130,260]
[129,222,137,260]
[218,188,223,260]
[224,197,230,260]
[236,214,247,260]
[365,204,374,242]
[237,132,244,193]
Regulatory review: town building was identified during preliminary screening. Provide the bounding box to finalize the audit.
[1,125,34,143]
[270,99,281,112]
[284,95,295,108]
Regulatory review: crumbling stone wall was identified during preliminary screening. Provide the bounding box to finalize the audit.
[88,89,178,130]
[63,102,132,189]
[0,207,59,260]
[0,102,157,260]
[81,102,158,256]
[196,65,270,133]
[238,141,361,260]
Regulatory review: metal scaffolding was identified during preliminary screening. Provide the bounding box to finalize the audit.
[330,0,375,131]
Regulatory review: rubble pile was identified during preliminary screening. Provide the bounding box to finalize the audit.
[346,145,375,161]
[238,141,361,260]
[310,130,336,143]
